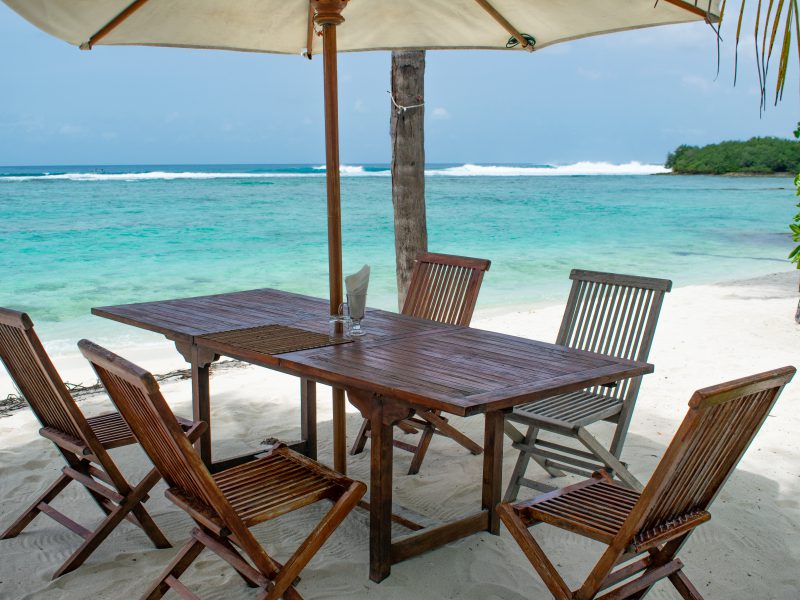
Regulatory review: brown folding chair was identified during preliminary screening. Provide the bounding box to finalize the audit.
[350,252,491,474]
[504,270,672,498]
[0,307,171,579]
[79,339,366,600]
[498,366,795,600]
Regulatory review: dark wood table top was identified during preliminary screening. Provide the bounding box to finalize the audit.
[93,288,653,417]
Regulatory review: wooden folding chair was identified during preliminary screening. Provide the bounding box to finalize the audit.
[79,339,366,600]
[499,366,795,600]
[350,252,491,474]
[504,270,671,498]
[0,307,171,579]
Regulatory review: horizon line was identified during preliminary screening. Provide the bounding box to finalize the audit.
[0,160,665,168]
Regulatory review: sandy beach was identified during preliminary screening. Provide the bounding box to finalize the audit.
[1,271,799,599]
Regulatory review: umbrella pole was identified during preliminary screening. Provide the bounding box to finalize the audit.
[316,0,347,474]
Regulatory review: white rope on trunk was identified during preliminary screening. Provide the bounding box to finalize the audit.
[388,91,424,114]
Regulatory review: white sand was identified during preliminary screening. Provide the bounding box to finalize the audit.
[1,272,799,599]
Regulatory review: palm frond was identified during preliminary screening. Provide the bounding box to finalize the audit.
[774,2,793,102]
[724,0,800,106]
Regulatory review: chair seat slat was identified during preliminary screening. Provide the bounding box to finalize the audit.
[513,390,623,428]
[86,412,136,448]
[515,478,639,546]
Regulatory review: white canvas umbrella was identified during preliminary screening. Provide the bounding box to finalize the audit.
[3,0,721,471]
[4,1,720,54]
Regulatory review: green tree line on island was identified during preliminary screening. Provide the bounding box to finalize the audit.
[665,137,800,175]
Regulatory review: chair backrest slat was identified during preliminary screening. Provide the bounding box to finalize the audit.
[0,307,88,442]
[621,367,794,545]
[402,252,491,326]
[556,270,671,402]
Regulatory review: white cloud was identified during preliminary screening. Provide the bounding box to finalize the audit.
[661,126,707,137]
[0,115,45,133]
[58,124,82,135]
[24,117,46,133]
[431,107,450,120]
[623,22,716,49]
[577,67,602,81]
[354,98,366,113]
[538,43,572,55]
[681,74,716,93]
[746,85,761,97]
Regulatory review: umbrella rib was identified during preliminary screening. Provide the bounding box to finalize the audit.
[80,0,152,50]
[305,1,315,60]
[473,0,532,50]
[662,0,720,22]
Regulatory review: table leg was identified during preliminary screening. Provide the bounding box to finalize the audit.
[482,411,504,535]
[347,391,413,583]
[190,345,212,468]
[369,397,394,583]
[300,378,317,460]
[332,387,346,474]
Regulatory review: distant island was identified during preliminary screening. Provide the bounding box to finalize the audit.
[665,136,800,175]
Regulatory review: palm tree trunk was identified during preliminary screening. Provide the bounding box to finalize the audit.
[390,50,427,310]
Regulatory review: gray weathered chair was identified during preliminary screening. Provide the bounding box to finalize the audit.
[0,307,171,579]
[504,270,671,499]
[498,366,795,600]
[350,252,491,474]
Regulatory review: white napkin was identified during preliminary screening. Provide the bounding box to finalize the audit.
[345,265,370,320]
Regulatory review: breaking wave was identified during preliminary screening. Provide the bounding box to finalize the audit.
[311,165,373,175]
[0,171,323,182]
[425,162,670,176]
[1,161,669,182]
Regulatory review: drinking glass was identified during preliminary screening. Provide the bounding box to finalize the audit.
[346,292,366,336]
[328,311,352,339]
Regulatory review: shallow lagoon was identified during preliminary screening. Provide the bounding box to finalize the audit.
[1,164,793,353]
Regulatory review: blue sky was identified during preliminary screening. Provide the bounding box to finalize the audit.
[1,3,798,166]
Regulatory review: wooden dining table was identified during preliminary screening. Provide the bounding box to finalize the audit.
[93,287,652,582]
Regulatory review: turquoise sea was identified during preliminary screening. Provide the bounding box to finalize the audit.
[0,162,795,356]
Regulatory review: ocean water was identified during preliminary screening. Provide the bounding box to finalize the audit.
[0,162,795,356]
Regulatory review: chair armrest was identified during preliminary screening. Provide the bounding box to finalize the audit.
[175,416,208,444]
[591,469,615,482]
[39,427,92,456]
[175,416,196,429]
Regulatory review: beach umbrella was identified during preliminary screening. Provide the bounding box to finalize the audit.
[3,0,721,471]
